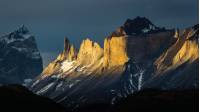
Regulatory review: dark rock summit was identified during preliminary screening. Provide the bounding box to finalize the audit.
[111,16,166,36]
[0,25,43,84]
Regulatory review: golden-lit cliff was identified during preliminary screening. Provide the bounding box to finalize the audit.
[30,17,198,109]
[77,38,103,65]
[103,36,128,68]
[57,38,77,61]
[41,35,128,79]
[155,27,199,74]
[41,38,77,77]
[40,23,198,81]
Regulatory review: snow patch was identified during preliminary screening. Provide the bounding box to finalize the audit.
[69,83,74,88]
[12,46,27,52]
[142,28,150,33]
[31,80,40,88]
[1,34,32,44]
[51,74,62,78]
[138,70,144,90]
[61,60,76,72]
[56,81,63,90]
[31,51,41,59]
[36,82,55,94]
[23,78,32,86]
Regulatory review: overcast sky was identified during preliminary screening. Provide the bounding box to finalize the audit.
[0,0,198,66]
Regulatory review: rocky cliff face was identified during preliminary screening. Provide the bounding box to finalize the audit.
[57,38,77,61]
[103,36,128,68]
[40,35,128,79]
[77,38,103,65]
[0,25,43,84]
[143,25,199,89]
[155,26,199,74]
[42,38,77,77]
[29,17,198,111]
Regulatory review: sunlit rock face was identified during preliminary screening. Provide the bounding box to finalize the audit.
[29,17,198,110]
[0,25,43,84]
[77,38,103,65]
[155,25,199,74]
[103,36,128,68]
[57,38,77,61]
[41,38,77,77]
[143,24,199,89]
[41,36,128,79]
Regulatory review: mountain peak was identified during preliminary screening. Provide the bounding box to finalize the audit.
[125,16,151,24]
[63,37,70,54]
[57,37,77,61]
[123,16,160,35]
[111,16,166,36]
[0,25,43,84]
[16,25,30,34]
[0,25,32,44]
[77,38,103,65]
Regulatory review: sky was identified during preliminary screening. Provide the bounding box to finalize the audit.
[0,0,198,66]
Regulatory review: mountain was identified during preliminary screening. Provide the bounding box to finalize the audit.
[29,17,198,110]
[0,25,43,84]
[0,85,66,112]
[143,24,199,89]
[110,16,166,36]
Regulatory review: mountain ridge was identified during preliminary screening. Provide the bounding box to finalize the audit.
[29,17,198,111]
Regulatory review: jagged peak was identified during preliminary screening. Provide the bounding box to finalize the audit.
[63,37,71,54]
[175,25,199,40]
[124,16,154,26]
[123,16,163,35]
[82,38,93,44]
[15,24,30,34]
[77,38,103,65]
[0,25,33,44]
[110,16,166,37]
[56,37,77,61]
[1,25,30,37]
[82,38,94,44]
[80,38,102,49]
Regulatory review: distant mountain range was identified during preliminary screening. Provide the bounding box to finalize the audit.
[27,16,198,111]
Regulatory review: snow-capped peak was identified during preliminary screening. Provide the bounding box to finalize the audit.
[110,17,165,37]
[123,16,159,35]
[0,25,32,44]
